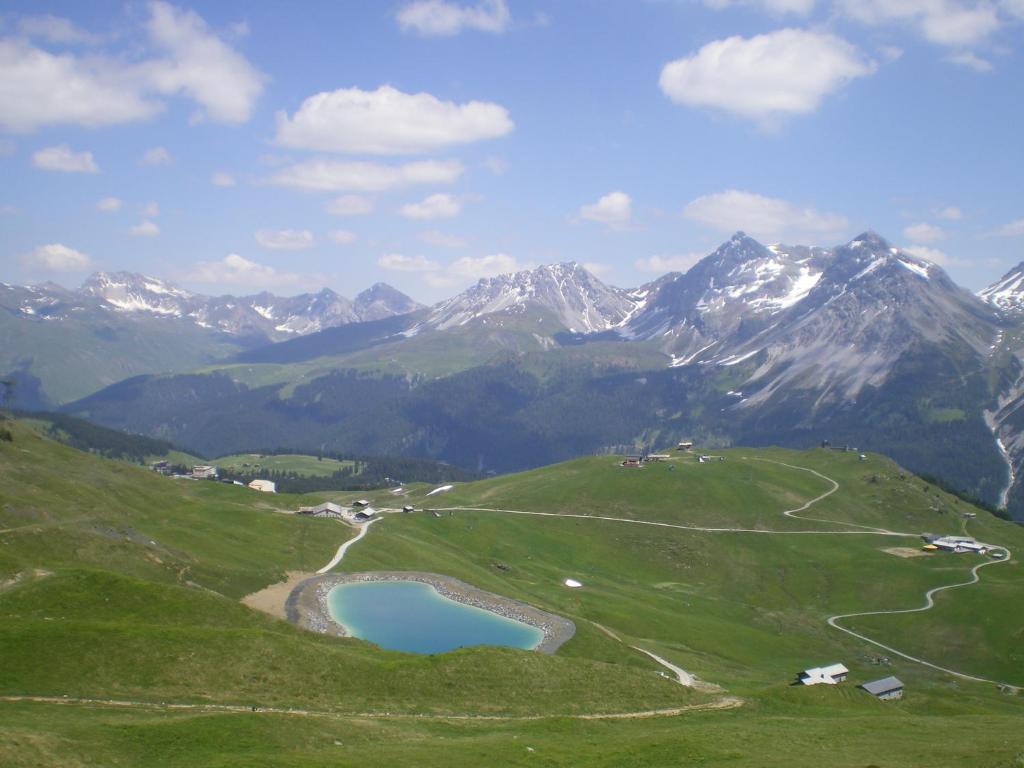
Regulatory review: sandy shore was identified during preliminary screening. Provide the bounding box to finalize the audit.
[286,571,576,654]
[242,571,315,620]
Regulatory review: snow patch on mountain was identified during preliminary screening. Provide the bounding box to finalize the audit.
[980,262,1024,313]
[422,262,640,334]
[12,272,423,343]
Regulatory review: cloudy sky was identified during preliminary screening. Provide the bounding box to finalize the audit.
[2,0,1022,302]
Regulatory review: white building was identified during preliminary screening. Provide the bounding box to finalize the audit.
[933,536,988,554]
[191,465,218,479]
[798,663,849,685]
[248,479,276,493]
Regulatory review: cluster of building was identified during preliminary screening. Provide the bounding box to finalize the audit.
[298,500,377,523]
[922,534,1003,557]
[149,461,277,493]
[620,441,725,468]
[797,662,904,701]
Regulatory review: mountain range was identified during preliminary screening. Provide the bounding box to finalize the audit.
[0,274,420,404]
[8,232,1024,518]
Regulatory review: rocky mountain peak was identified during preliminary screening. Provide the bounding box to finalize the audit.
[980,262,1024,314]
[421,261,638,334]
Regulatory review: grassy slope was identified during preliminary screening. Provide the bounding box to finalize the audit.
[213,453,356,477]
[0,420,697,714]
[353,450,1024,690]
[0,312,244,405]
[1,423,1023,766]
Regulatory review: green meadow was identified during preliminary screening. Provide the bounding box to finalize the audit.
[1,419,1023,766]
[213,452,357,477]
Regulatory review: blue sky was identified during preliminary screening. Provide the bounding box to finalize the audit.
[1,0,1022,303]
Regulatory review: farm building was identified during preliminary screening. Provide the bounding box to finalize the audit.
[191,465,218,480]
[798,663,848,686]
[298,502,344,518]
[676,441,694,451]
[932,536,988,554]
[647,454,671,462]
[860,676,904,700]
[403,505,416,513]
[352,499,371,508]
[353,510,375,522]
[621,455,643,467]
[248,479,276,493]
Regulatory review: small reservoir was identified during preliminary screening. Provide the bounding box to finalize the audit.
[327,580,544,654]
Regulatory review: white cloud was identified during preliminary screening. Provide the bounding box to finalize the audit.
[0,39,157,132]
[659,29,875,123]
[995,218,1024,237]
[274,85,513,155]
[903,245,964,267]
[325,194,373,216]
[837,0,1002,47]
[947,51,994,71]
[1003,0,1024,18]
[254,229,315,250]
[578,191,632,229]
[96,196,122,212]
[270,158,463,192]
[582,261,613,277]
[378,253,440,272]
[482,156,509,175]
[937,206,963,220]
[400,193,461,220]
[683,189,848,242]
[142,201,160,217]
[419,229,468,248]
[211,171,236,186]
[635,253,705,273]
[32,144,98,172]
[0,39,158,132]
[328,229,357,245]
[17,14,100,45]
[20,243,91,271]
[903,222,947,243]
[131,220,160,237]
[701,0,817,14]
[0,4,263,133]
[140,146,172,165]
[143,1,265,123]
[188,253,302,288]
[396,0,511,36]
[449,253,518,278]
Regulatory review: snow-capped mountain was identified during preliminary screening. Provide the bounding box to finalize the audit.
[415,262,641,335]
[714,231,996,406]
[619,231,998,410]
[622,232,832,361]
[979,262,1024,313]
[17,272,422,342]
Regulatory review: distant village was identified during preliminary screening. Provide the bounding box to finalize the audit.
[150,460,279,494]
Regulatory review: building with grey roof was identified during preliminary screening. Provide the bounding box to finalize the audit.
[860,676,904,700]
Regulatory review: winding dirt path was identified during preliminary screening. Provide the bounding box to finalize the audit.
[316,518,378,574]
[433,458,1016,688]
[826,546,1015,686]
[0,694,743,721]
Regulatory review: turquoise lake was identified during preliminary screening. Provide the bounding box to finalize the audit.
[327,580,543,654]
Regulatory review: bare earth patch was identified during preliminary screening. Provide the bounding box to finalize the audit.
[882,547,931,558]
[242,571,315,619]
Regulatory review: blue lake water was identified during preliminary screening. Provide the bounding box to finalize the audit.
[327,580,543,654]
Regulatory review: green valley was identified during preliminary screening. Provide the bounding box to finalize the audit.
[1,416,1023,766]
